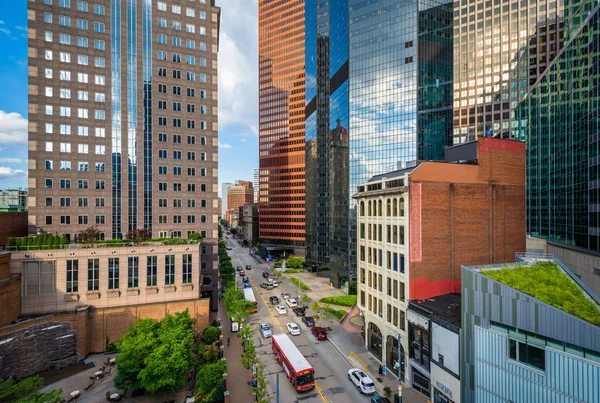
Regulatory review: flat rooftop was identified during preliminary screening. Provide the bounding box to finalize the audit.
[478,260,600,326]
[409,293,461,328]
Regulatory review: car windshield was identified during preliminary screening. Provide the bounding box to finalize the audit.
[296,372,314,385]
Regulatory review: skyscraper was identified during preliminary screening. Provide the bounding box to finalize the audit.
[225,180,253,227]
[221,182,233,218]
[258,0,306,254]
[253,168,259,204]
[452,0,565,142]
[517,0,600,295]
[28,0,220,244]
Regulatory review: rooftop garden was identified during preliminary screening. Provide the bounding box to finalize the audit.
[7,227,202,251]
[481,261,600,326]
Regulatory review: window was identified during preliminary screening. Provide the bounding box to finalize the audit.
[157,17,166,27]
[45,105,53,115]
[46,123,53,134]
[45,87,53,98]
[77,19,88,29]
[78,197,88,207]
[186,23,195,33]
[108,258,119,289]
[59,52,71,63]
[60,179,71,189]
[172,53,181,63]
[186,71,195,80]
[60,106,71,116]
[87,258,99,291]
[172,20,181,30]
[94,57,105,68]
[78,72,88,83]
[46,160,53,170]
[157,1,166,11]
[78,179,88,189]
[199,11,206,19]
[78,161,88,171]
[172,4,181,14]
[95,215,105,224]
[186,57,195,66]
[22,261,55,296]
[59,34,71,44]
[186,39,195,49]
[158,133,167,142]
[93,4,105,15]
[509,339,546,371]
[95,197,105,207]
[187,135,196,144]
[78,108,88,118]
[94,40,105,50]
[60,197,71,206]
[186,7,194,17]
[46,216,53,225]
[187,88,195,97]
[95,110,105,120]
[182,254,192,283]
[199,26,206,35]
[78,215,88,225]
[158,51,167,60]
[60,88,71,99]
[45,31,53,42]
[147,256,157,286]
[95,128,105,137]
[157,34,167,44]
[165,255,175,285]
[95,180,105,189]
[59,15,71,26]
[199,58,207,67]
[94,22,105,32]
[172,36,181,47]
[95,145,106,155]
[95,92,106,102]
[128,257,139,288]
[60,143,72,153]
[76,1,88,12]
[77,36,88,47]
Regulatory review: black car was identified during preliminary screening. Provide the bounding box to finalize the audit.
[269,296,279,305]
[293,307,306,317]
[302,316,315,327]
[236,266,242,271]
[246,264,252,270]
[243,276,249,283]
[262,271,270,279]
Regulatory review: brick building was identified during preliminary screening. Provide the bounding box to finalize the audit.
[0,252,21,328]
[225,180,253,225]
[353,136,525,392]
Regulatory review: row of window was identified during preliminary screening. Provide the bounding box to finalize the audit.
[158,166,207,177]
[45,214,207,226]
[44,106,105,120]
[157,198,209,208]
[359,198,406,217]
[42,69,105,84]
[45,196,209,209]
[157,1,207,18]
[157,18,208,32]
[157,35,207,50]
[157,117,207,129]
[360,269,406,301]
[45,160,105,172]
[157,99,208,114]
[44,179,209,193]
[45,214,105,225]
[44,142,105,154]
[360,223,405,245]
[43,0,105,15]
[159,134,207,144]
[43,87,105,102]
[361,291,406,331]
[360,246,406,272]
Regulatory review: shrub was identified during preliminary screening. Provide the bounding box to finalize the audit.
[319,295,357,307]
[286,255,304,269]
[284,269,303,273]
[290,277,310,291]
[323,307,346,321]
[202,325,221,344]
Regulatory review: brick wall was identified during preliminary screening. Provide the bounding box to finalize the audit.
[0,212,27,246]
[409,137,526,300]
[0,252,20,327]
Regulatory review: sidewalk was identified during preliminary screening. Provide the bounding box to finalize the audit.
[218,297,254,403]
[278,273,429,403]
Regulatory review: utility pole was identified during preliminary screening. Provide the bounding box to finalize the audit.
[276,373,280,403]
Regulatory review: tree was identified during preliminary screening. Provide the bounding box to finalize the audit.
[189,232,203,242]
[196,360,227,396]
[230,228,238,235]
[125,229,152,244]
[286,255,305,269]
[251,359,270,403]
[0,376,62,403]
[202,325,220,344]
[223,288,250,320]
[78,225,101,244]
[218,225,223,240]
[312,301,320,312]
[59,234,69,247]
[240,332,257,370]
[114,311,195,393]
[301,294,309,304]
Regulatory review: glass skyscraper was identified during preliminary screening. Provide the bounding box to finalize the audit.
[517,1,599,254]
[305,0,454,292]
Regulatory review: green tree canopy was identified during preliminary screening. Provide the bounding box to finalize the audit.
[0,376,62,403]
[202,325,220,345]
[196,360,227,396]
[286,255,305,269]
[114,311,195,393]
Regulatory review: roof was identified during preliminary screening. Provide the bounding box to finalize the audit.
[272,333,312,372]
[409,293,461,328]
[366,165,419,183]
[474,258,600,326]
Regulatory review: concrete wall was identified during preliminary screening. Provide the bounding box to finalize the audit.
[0,212,28,246]
[0,252,20,327]
[546,242,600,298]
[0,298,210,379]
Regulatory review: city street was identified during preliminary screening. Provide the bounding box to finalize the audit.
[225,238,376,403]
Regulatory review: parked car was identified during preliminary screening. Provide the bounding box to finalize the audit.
[269,296,279,305]
[293,307,306,317]
[311,326,327,340]
[243,276,249,283]
[246,264,252,270]
[275,305,287,315]
[348,369,376,395]
[286,298,298,308]
[286,322,301,336]
[226,246,232,250]
[302,316,315,327]
[371,396,392,403]
[260,283,275,290]
[259,323,272,338]
[236,266,242,271]
[281,292,290,300]
[239,271,246,277]
[262,271,270,279]
[244,283,252,289]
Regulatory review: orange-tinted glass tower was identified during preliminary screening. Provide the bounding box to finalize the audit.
[258,0,305,252]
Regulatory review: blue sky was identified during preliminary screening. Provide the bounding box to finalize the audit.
[0,1,258,196]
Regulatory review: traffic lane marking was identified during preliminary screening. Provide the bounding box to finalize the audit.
[249,276,284,333]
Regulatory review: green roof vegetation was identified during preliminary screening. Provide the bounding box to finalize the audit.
[482,261,600,326]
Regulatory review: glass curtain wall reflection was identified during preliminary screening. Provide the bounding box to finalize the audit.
[517,0,600,252]
[127,0,138,233]
[348,0,453,290]
[142,0,152,232]
[111,0,123,239]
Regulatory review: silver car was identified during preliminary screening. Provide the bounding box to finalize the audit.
[259,323,272,338]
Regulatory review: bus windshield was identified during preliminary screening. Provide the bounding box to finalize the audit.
[296,372,314,386]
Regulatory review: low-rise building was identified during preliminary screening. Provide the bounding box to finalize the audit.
[353,136,525,394]
[461,255,600,402]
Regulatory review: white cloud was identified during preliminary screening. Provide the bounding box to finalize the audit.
[218,141,232,149]
[240,138,247,143]
[218,0,258,137]
[15,26,27,31]
[0,111,28,144]
[0,158,23,163]
[0,28,10,36]
[0,167,26,179]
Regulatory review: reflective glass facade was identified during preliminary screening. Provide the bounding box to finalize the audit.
[452,0,565,143]
[258,0,306,248]
[111,0,123,239]
[142,0,153,232]
[347,0,453,290]
[305,0,350,289]
[127,0,138,233]
[517,0,600,252]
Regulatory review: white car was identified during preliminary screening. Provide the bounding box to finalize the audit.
[286,322,301,336]
[281,292,290,300]
[259,323,272,338]
[286,298,298,308]
[267,278,279,287]
[275,305,287,315]
[348,368,376,395]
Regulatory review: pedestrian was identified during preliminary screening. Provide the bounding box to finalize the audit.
[378,365,383,376]
[227,336,230,347]
[382,365,387,377]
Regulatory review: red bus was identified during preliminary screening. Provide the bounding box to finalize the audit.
[271,333,315,392]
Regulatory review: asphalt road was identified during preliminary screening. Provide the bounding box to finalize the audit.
[225,237,374,403]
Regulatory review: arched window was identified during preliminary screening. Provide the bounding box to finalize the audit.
[378,200,382,217]
[360,201,365,216]
[399,198,405,217]
[387,199,391,216]
[393,198,398,216]
[368,201,372,216]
